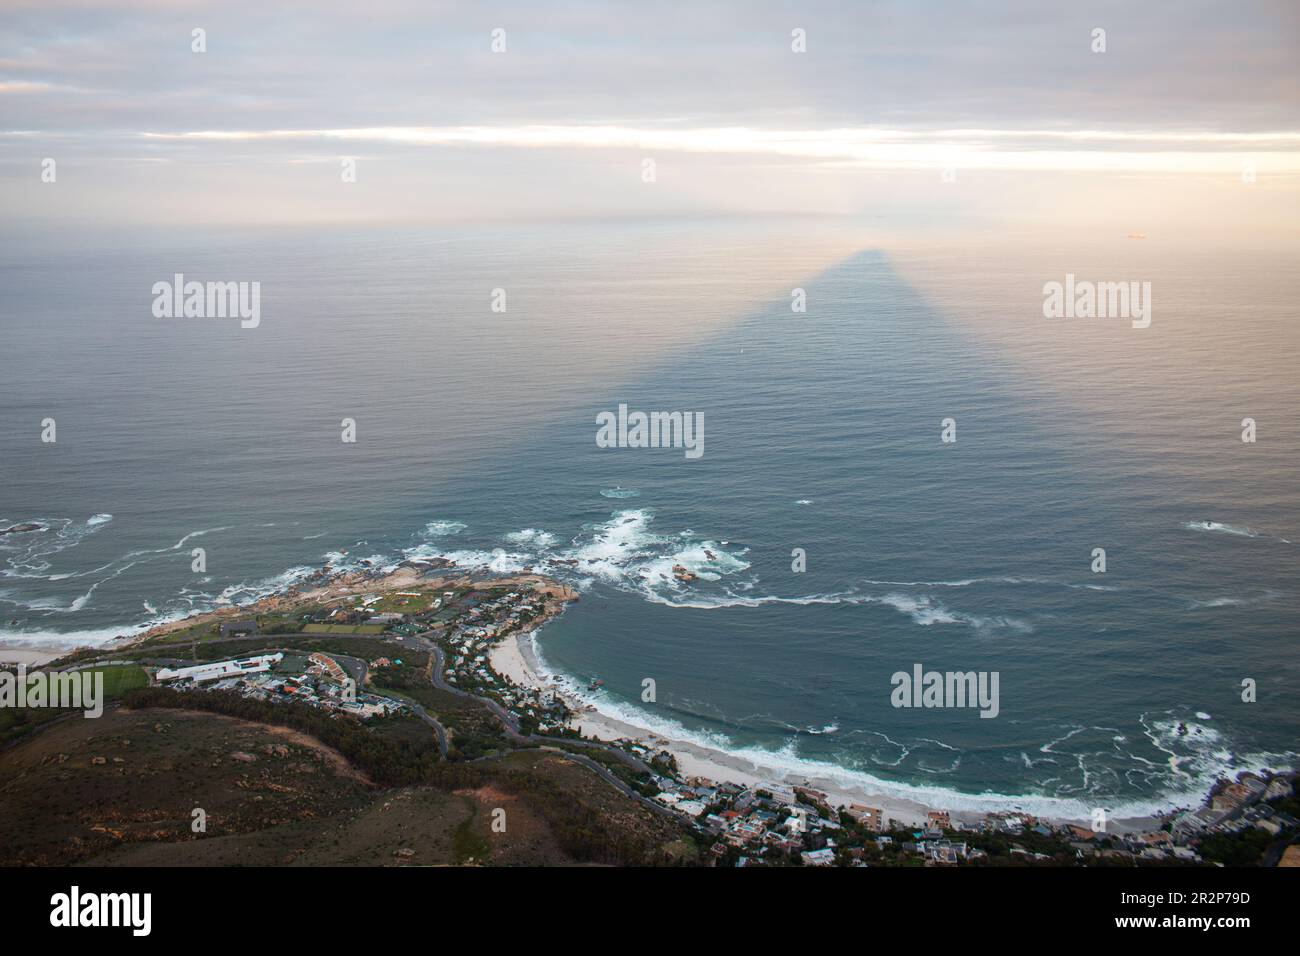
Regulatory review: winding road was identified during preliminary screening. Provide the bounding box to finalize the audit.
[403,634,686,822]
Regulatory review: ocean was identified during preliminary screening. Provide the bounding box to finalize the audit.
[2,218,1297,820]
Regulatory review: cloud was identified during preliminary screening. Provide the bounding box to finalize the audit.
[135,124,1300,173]
[4,0,1299,135]
[2,1,1297,224]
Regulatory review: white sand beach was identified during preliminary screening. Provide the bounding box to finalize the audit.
[491,630,946,828]
[489,629,1172,832]
[0,648,59,667]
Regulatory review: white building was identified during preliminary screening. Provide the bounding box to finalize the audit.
[156,653,283,684]
[800,848,836,866]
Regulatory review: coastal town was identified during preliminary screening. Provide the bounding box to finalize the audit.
[153,651,410,721]
[439,607,1300,865]
[57,560,1294,869]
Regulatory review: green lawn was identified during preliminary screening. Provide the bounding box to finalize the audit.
[0,664,147,746]
[308,623,386,635]
[368,593,442,614]
[86,664,150,698]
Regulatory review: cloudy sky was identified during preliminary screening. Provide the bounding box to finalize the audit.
[3,0,1298,225]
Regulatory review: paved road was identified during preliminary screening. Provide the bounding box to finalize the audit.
[469,744,686,821]
[110,628,674,818]
[416,638,652,766]
[331,650,450,759]
[327,651,369,686]
[405,635,689,823]
[406,702,449,759]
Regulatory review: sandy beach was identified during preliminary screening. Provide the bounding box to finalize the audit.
[490,629,944,828]
[8,547,1159,830]
[489,629,1174,832]
[0,648,59,667]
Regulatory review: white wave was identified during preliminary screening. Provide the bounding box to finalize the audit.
[874,592,1033,632]
[405,508,754,602]
[423,519,467,536]
[880,592,961,626]
[0,556,148,614]
[1189,596,1245,608]
[171,526,230,550]
[1,591,91,613]
[2,520,232,591]
[535,630,1293,822]
[1184,520,1257,538]
[0,516,113,575]
[599,487,640,499]
[1187,590,1276,610]
[862,575,1117,592]
[401,544,444,563]
[2,522,410,649]
[0,624,148,649]
[644,591,855,610]
[534,634,1270,821]
[214,564,319,605]
[118,526,232,560]
[644,587,1033,633]
[561,509,661,582]
[557,511,754,596]
[794,499,812,505]
[638,541,751,585]
[437,548,532,574]
[504,528,558,548]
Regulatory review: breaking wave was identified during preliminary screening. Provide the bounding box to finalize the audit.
[423,519,468,536]
[504,528,558,548]
[644,587,1033,633]
[599,487,640,499]
[1183,520,1293,544]
[528,626,1290,822]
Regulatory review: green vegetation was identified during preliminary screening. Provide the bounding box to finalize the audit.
[8,579,709,867]
[121,686,443,786]
[451,801,493,863]
[432,751,696,865]
[1196,779,1299,865]
[91,664,149,697]
[102,636,426,669]
[367,592,444,614]
[0,664,148,746]
[371,673,509,760]
[0,704,65,747]
[302,623,386,635]
[1198,828,1274,866]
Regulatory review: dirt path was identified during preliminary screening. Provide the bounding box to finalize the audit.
[127,706,375,785]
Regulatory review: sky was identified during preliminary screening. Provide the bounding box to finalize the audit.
[2,0,1298,227]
